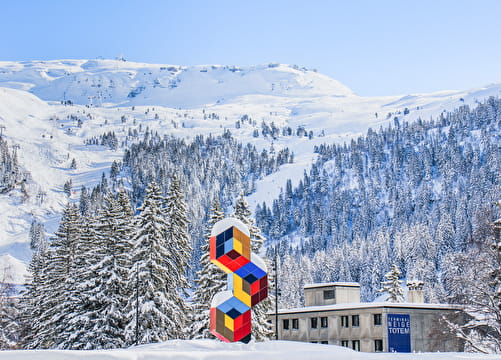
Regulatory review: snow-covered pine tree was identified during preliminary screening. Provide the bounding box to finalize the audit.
[56,213,99,350]
[163,175,192,339]
[60,192,133,349]
[232,192,273,341]
[125,181,181,344]
[443,202,501,353]
[0,137,22,194]
[233,192,265,252]
[79,185,90,216]
[31,203,81,349]
[0,266,20,349]
[116,188,135,309]
[88,192,132,348]
[493,208,501,315]
[190,198,226,339]
[51,204,93,349]
[0,299,18,349]
[378,264,405,303]
[117,188,134,218]
[492,210,501,346]
[29,220,45,251]
[21,226,48,348]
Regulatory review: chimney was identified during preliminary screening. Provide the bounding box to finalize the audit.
[407,280,424,303]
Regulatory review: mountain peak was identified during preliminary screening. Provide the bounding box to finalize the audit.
[0,59,354,108]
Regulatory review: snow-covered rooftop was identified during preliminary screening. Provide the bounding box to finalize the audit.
[304,281,360,289]
[278,302,463,315]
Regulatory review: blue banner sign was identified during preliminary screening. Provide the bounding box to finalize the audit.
[387,313,411,352]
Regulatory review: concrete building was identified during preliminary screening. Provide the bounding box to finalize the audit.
[272,282,464,353]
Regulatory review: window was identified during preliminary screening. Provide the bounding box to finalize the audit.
[310,317,318,329]
[375,339,383,352]
[321,316,328,328]
[373,313,382,326]
[292,318,299,330]
[352,340,360,351]
[310,341,317,344]
[283,319,289,330]
[341,315,349,328]
[323,289,335,300]
[341,340,350,347]
[352,315,360,327]
[321,341,328,344]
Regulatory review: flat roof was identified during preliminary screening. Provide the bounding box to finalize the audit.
[276,302,463,315]
[304,282,360,289]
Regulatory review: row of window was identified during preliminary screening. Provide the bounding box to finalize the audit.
[283,313,382,330]
[310,316,329,329]
[341,339,360,351]
[283,317,328,330]
[310,339,383,352]
[341,315,358,327]
[340,339,383,352]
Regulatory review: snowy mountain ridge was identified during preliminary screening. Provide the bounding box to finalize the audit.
[0,59,354,107]
[0,58,500,283]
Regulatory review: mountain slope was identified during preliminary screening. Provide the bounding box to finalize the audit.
[0,59,499,282]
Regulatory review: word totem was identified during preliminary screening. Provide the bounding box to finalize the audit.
[209,218,268,343]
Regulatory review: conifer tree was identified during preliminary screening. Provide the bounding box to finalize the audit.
[443,203,501,353]
[57,214,99,349]
[0,267,20,349]
[51,204,92,349]
[378,264,405,303]
[92,192,131,348]
[61,192,132,349]
[125,181,182,344]
[29,220,45,251]
[31,203,81,348]
[21,230,49,348]
[117,188,134,217]
[492,206,501,315]
[79,185,90,216]
[232,192,273,340]
[0,298,19,349]
[233,192,265,252]
[190,198,226,338]
[163,175,192,339]
[116,188,135,303]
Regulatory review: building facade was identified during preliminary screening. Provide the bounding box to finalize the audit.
[272,282,464,353]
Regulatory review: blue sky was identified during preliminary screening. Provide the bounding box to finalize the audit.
[2,0,501,96]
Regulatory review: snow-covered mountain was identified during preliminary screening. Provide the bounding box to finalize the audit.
[0,60,354,107]
[0,58,500,282]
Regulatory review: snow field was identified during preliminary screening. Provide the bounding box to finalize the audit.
[0,340,500,360]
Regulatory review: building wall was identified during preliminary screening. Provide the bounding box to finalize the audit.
[274,306,463,353]
[402,308,463,352]
[335,286,361,305]
[304,284,360,307]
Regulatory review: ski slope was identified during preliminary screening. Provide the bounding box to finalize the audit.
[0,59,500,282]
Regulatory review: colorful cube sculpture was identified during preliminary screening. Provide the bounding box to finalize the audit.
[210,223,251,273]
[210,291,251,343]
[209,218,268,343]
[232,255,268,307]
